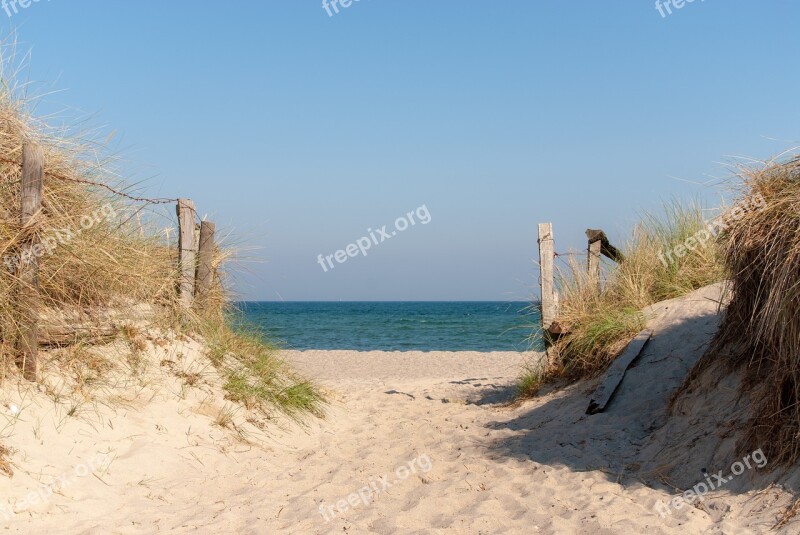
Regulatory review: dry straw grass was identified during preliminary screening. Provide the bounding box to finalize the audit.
[688,154,800,465]
[0,67,180,371]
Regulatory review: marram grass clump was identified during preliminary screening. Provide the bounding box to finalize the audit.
[685,155,800,465]
[518,201,726,398]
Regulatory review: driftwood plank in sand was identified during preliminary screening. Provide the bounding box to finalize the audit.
[586,329,652,415]
[37,304,156,347]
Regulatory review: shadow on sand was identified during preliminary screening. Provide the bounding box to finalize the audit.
[477,293,799,518]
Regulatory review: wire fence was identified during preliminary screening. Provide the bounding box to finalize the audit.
[0,156,179,206]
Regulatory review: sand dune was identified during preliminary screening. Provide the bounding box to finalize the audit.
[0,286,797,534]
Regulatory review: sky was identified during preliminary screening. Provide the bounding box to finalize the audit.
[2,1,799,301]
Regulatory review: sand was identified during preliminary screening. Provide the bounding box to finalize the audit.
[0,286,798,534]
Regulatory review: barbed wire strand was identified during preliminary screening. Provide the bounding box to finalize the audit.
[0,156,179,206]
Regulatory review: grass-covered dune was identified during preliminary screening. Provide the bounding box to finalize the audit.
[518,155,796,399]
[684,156,800,465]
[519,199,727,397]
[0,70,323,423]
[520,152,800,469]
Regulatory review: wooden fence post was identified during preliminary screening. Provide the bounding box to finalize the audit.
[195,220,216,306]
[16,143,44,381]
[587,231,602,290]
[538,223,557,332]
[538,222,560,369]
[176,199,197,309]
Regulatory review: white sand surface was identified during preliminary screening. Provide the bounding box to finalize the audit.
[0,286,797,534]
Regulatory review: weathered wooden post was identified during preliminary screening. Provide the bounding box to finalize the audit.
[176,199,197,309]
[16,143,45,381]
[193,222,201,260]
[195,220,216,307]
[538,223,557,332]
[587,230,602,290]
[538,222,560,369]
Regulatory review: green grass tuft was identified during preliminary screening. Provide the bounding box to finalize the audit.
[202,320,326,422]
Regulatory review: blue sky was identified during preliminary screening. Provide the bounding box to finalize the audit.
[3,1,799,301]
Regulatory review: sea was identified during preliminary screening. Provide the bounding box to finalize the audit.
[236,302,541,352]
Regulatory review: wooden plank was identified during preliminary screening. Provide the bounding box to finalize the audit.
[38,304,156,347]
[585,229,625,264]
[586,329,653,415]
[176,199,197,309]
[194,220,216,306]
[538,223,557,332]
[16,143,45,381]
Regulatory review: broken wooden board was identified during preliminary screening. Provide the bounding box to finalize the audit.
[37,303,157,347]
[586,329,653,415]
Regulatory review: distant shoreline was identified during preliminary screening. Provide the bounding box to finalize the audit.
[234,301,541,352]
[235,300,535,304]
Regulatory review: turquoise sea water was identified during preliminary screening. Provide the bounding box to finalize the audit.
[236,302,540,352]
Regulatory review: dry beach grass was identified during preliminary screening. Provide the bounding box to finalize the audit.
[683,154,800,465]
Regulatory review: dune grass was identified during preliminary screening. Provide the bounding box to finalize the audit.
[684,155,800,465]
[518,201,726,398]
[202,319,325,422]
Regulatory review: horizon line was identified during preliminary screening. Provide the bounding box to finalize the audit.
[235,300,537,304]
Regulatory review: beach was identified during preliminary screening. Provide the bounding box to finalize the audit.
[3,295,792,535]
[1,4,799,534]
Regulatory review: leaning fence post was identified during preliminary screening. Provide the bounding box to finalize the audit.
[16,143,45,381]
[176,199,197,309]
[585,229,625,264]
[195,220,216,307]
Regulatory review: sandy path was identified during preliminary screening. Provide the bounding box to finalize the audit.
[263,350,723,535]
[0,324,784,534]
